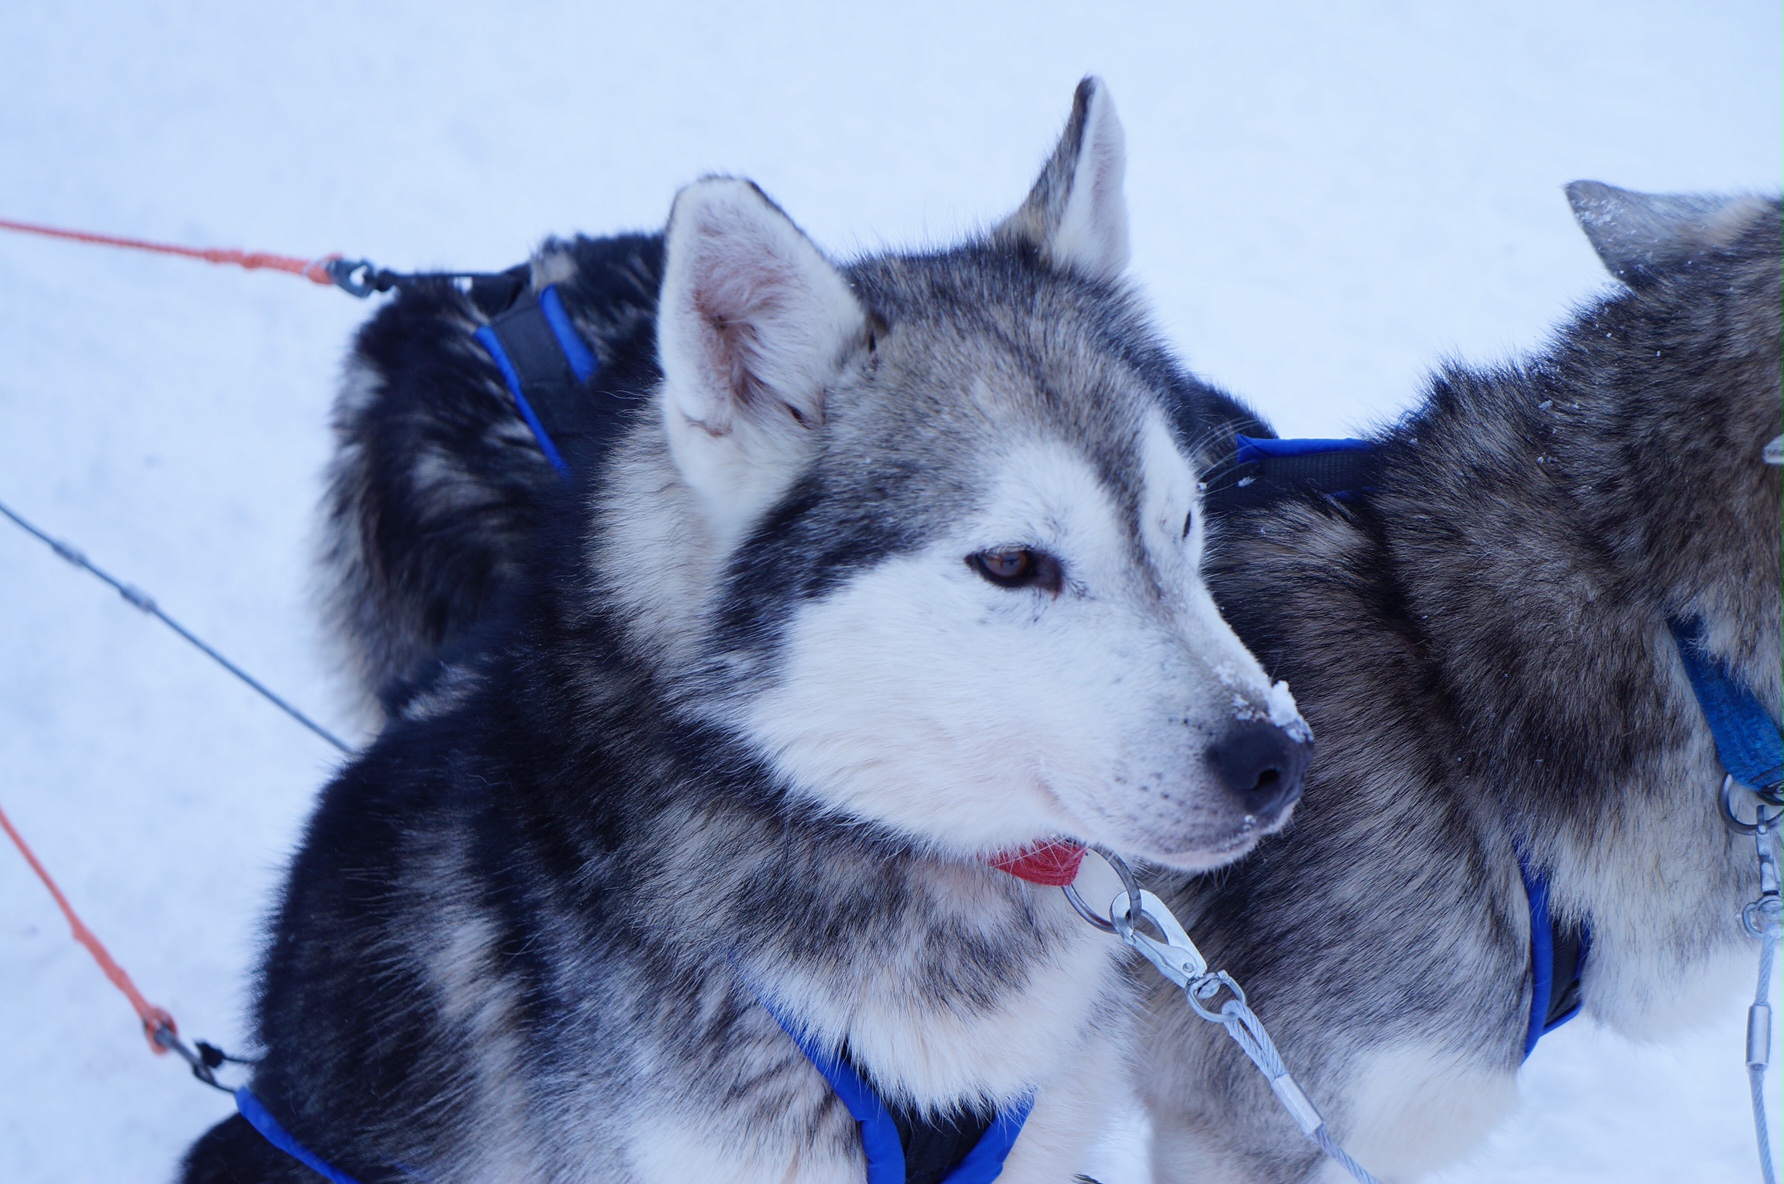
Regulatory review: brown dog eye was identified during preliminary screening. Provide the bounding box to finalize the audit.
[968,548,1063,594]
[979,549,1031,581]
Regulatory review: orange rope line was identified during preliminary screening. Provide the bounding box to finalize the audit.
[0,802,175,1053]
[0,216,337,286]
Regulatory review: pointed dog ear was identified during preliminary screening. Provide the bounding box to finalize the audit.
[996,76,1130,281]
[1566,180,1766,289]
[657,178,869,537]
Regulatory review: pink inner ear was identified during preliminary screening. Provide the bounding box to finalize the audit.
[688,223,797,417]
[665,180,859,443]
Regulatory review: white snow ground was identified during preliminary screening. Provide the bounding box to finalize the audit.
[0,3,1778,1180]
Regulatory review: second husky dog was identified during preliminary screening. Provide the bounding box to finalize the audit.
[1144,184,1782,1181]
[182,80,1311,1183]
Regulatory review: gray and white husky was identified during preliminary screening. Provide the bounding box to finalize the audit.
[291,122,1778,1180]
[181,80,1312,1183]
[1143,184,1782,1181]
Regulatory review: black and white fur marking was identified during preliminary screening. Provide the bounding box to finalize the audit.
[1143,185,1782,1182]
[183,79,1312,1183]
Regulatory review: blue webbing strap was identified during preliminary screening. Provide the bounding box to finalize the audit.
[1232,435,1374,464]
[938,1096,1033,1184]
[473,323,571,476]
[234,1088,366,1184]
[763,1008,907,1184]
[753,988,1031,1184]
[538,284,598,383]
[1669,618,1784,794]
[1513,851,1591,1059]
[1516,854,1554,1061]
[473,282,603,478]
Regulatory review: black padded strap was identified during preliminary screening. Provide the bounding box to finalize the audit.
[468,265,530,319]
[485,292,582,450]
[1544,920,1589,1029]
[470,274,646,476]
[1203,447,1381,514]
[837,1044,995,1184]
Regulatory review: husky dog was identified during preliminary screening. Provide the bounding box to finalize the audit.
[183,80,1314,1183]
[317,228,666,720]
[1142,185,1782,1181]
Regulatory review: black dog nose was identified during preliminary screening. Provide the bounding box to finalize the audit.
[1206,721,1311,817]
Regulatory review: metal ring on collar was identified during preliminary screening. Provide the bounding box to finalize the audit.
[1098,846,1145,940]
[1720,773,1784,836]
[1059,845,1144,936]
[1061,882,1117,933]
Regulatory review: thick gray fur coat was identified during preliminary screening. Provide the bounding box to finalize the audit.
[1144,185,1782,1182]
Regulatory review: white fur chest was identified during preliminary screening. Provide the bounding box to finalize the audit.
[773,892,1132,1110]
[623,894,1134,1184]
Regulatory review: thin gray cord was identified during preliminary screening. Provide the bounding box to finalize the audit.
[0,496,351,754]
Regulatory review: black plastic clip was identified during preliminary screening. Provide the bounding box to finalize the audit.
[323,258,397,298]
[152,1022,255,1094]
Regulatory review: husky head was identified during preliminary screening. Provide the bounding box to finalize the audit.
[597,79,1307,872]
[1565,180,1782,696]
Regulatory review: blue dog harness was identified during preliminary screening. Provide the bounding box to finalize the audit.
[1670,617,1784,798]
[1207,433,1784,1062]
[1210,434,1380,510]
[470,279,601,477]
[1514,848,1590,1057]
[233,1089,374,1184]
[1206,435,1595,1057]
[233,997,1032,1184]
[754,992,1033,1184]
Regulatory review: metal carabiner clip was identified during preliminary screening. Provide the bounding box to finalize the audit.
[1059,847,1210,988]
[1720,773,1784,837]
[324,257,387,298]
[1110,887,1211,990]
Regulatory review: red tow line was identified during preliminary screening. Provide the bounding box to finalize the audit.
[0,216,339,286]
[0,803,180,1054]
[0,216,356,1072]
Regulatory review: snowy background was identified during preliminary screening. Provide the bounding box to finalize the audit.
[0,3,1778,1180]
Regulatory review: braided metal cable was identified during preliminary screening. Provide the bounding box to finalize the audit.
[1074,854,1385,1184]
[1204,995,1382,1184]
[1748,887,1780,1184]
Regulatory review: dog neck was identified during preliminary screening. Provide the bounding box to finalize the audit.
[479,584,1127,1115]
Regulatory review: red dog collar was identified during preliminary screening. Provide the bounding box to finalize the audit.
[986,840,1087,886]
